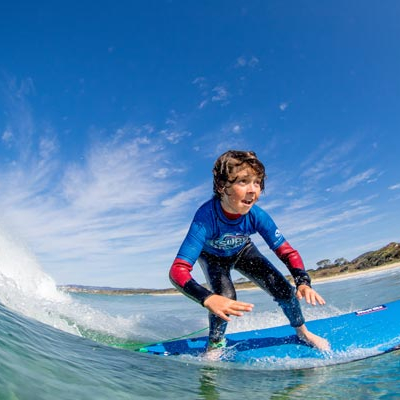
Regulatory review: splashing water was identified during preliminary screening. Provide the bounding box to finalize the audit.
[0,227,148,342]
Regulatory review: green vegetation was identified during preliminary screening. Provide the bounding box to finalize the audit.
[306,241,400,280]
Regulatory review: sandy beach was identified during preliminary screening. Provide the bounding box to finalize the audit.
[233,261,400,293]
[311,261,400,284]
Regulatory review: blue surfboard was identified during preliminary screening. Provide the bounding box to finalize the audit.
[138,300,400,365]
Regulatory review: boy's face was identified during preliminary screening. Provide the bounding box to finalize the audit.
[220,166,262,215]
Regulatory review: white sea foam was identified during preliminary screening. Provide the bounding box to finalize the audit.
[0,227,145,341]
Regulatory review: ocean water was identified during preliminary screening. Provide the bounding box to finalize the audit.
[0,231,399,399]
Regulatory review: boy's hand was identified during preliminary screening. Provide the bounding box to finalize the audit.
[203,294,254,321]
[296,285,326,306]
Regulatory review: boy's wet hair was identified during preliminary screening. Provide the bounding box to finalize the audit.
[212,150,266,198]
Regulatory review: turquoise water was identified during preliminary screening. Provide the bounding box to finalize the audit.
[0,232,399,399]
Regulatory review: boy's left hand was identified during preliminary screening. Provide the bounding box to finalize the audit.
[296,285,326,306]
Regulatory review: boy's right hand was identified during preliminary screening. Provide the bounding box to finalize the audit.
[203,294,254,321]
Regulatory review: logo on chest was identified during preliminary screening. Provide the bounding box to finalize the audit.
[210,233,248,250]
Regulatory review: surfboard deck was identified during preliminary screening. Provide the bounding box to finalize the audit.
[137,299,400,364]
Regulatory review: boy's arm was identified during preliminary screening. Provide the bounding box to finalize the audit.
[169,258,213,305]
[274,241,312,287]
[170,258,254,318]
[275,241,327,306]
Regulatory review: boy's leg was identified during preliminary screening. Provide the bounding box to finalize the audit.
[235,243,330,350]
[234,242,305,328]
[198,252,236,344]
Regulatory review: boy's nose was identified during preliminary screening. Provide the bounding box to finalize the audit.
[248,183,256,192]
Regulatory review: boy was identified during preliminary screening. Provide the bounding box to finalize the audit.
[169,150,329,354]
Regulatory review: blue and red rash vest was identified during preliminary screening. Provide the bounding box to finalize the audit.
[169,197,311,305]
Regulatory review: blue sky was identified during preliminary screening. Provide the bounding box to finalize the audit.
[0,1,399,288]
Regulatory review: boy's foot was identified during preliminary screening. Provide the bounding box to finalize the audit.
[203,338,227,361]
[295,325,331,351]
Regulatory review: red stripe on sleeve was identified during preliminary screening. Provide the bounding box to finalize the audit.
[169,258,194,287]
[274,241,305,270]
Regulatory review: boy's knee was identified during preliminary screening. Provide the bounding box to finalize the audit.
[212,278,237,300]
[220,288,236,300]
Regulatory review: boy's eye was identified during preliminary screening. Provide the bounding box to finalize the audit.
[236,177,261,186]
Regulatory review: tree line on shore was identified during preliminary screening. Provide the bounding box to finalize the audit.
[307,241,400,280]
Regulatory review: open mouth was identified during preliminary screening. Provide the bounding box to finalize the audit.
[243,199,253,205]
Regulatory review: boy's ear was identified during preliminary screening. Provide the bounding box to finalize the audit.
[218,186,228,197]
[217,185,225,194]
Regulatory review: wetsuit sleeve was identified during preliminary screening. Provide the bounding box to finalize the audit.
[251,205,286,250]
[169,213,214,305]
[274,241,312,288]
[169,258,213,305]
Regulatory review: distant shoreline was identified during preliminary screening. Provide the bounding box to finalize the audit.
[311,261,400,284]
[59,261,400,296]
[231,261,400,292]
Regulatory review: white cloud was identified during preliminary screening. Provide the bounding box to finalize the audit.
[2,128,13,143]
[235,56,247,68]
[192,76,231,108]
[0,76,213,287]
[235,56,259,68]
[248,56,259,67]
[39,137,58,160]
[300,139,357,185]
[160,129,192,144]
[285,196,318,211]
[279,102,289,111]
[61,136,173,212]
[198,99,208,109]
[153,168,169,179]
[0,129,205,287]
[232,125,241,134]
[2,77,36,159]
[389,183,400,190]
[327,168,376,193]
[271,196,377,244]
[211,85,229,104]
[153,166,185,179]
[161,183,209,210]
[192,76,208,90]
